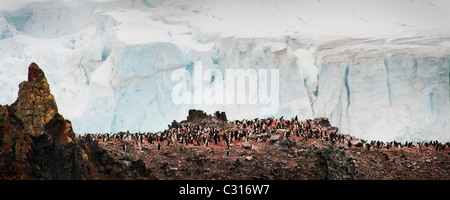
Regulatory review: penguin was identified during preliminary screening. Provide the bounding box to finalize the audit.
[365,143,371,151]
[179,136,184,144]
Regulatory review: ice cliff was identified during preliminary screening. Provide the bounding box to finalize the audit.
[0,0,449,142]
[314,37,450,142]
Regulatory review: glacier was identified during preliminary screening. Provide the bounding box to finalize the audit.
[0,0,449,142]
[314,37,450,142]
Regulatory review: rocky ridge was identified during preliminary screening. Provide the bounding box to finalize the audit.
[89,109,450,180]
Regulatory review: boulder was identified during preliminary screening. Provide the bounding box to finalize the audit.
[351,140,363,147]
[245,156,253,161]
[242,141,252,149]
[270,135,281,142]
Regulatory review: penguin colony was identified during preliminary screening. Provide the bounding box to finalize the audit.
[77,115,449,152]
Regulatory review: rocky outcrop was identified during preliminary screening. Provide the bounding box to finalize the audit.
[0,63,152,180]
[186,109,227,123]
[14,63,58,137]
[0,104,34,179]
[169,109,227,129]
[186,109,210,122]
[214,111,227,122]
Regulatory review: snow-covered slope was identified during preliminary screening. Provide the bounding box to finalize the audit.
[0,0,449,142]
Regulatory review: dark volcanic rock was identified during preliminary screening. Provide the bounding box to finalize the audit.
[214,111,227,121]
[185,109,227,123]
[186,109,209,122]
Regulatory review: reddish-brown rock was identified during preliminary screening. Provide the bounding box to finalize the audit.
[0,63,152,180]
[15,63,58,137]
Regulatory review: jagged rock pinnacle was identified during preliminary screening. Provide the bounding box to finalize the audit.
[0,63,153,180]
[15,63,58,137]
[27,62,45,82]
